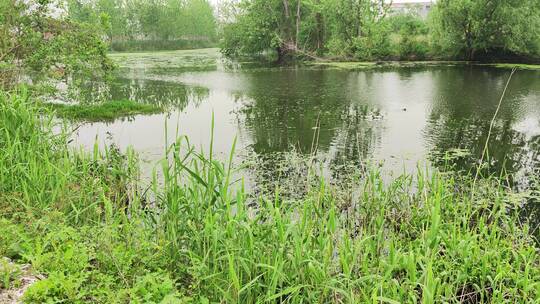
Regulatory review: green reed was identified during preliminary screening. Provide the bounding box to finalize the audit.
[0,90,539,303]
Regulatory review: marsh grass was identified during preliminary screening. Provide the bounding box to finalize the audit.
[1,90,540,302]
[44,100,163,122]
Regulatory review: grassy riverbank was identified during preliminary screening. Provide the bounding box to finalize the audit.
[1,91,540,303]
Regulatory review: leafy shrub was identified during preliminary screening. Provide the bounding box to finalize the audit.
[23,272,86,304]
[124,273,178,303]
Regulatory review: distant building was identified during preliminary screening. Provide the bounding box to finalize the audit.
[390,1,435,18]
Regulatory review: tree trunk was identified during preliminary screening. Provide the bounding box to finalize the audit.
[315,0,324,52]
[280,0,295,62]
[295,0,301,49]
[276,46,291,63]
[282,0,293,45]
[469,48,476,61]
[282,0,291,19]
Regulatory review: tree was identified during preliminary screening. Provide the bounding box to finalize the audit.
[0,0,114,93]
[220,0,393,61]
[389,13,429,59]
[67,0,218,51]
[430,0,540,60]
[221,0,303,62]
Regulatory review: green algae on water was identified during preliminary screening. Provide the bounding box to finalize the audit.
[44,100,163,122]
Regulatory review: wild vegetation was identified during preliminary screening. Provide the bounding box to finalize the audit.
[2,0,540,302]
[0,1,112,81]
[220,0,540,62]
[44,100,163,122]
[68,0,217,51]
[2,87,540,303]
[0,0,114,99]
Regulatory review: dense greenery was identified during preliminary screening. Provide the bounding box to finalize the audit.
[220,0,540,62]
[0,0,114,97]
[68,0,217,51]
[2,1,540,302]
[430,0,540,60]
[1,91,540,302]
[44,100,163,122]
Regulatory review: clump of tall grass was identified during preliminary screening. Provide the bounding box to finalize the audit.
[1,90,539,302]
[155,140,540,302]
[0,89,139,222]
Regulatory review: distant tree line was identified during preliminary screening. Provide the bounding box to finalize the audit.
[68,0,217,51]
[219,0,540,62]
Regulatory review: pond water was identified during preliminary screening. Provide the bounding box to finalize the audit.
[72,49,540,193]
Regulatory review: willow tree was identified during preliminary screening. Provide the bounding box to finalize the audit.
[430,0,540,60]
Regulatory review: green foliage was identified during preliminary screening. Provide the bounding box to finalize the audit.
[221,0,540,62]
[68,0,217,52]
[0,90,138,222]
[44,100,163,122]
[1,91,540,302]
[23,272,86,303]
[389,13,430,59]
[0,259,22,290]
[220,0,288,59]
[126,273,178,303]
[429,0,540,60]
[220,0,396,61]
[352,22,393,60]
[0,0,114,97]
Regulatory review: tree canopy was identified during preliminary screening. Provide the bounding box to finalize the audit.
[68,0,217,51]
[0,0,114,91]
[430,0,540,60]
[220,0,540,62]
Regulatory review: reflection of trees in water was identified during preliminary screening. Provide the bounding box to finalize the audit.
[427,67,540,121]
[427,116,540,186]
[80,77,210,108]
[237,69,383,154]
[424,67,540,231]
[109,78,210,108]
[237,70,348,154]
[243,104,384,198]
[234,69,385,194]
[425,67,540,183]
[326,104,383,180]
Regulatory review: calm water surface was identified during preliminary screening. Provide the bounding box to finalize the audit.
[73,49,540,192]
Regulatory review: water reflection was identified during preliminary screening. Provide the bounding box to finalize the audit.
[425,67,540,187]
[71,52,540,202]
[109,78,209,108]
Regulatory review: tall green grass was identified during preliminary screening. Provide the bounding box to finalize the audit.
[1,90,539,302]
[0,90,139,223]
